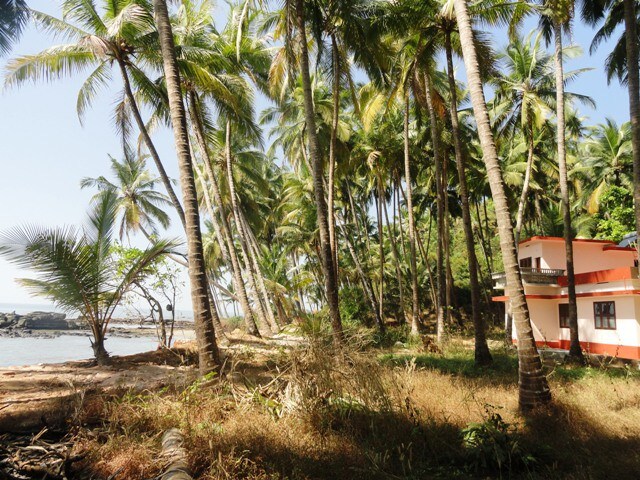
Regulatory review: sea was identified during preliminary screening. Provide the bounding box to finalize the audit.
[0,302,195,368]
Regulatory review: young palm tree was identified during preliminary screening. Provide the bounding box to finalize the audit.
[0,191,174,364]
[453,0,551,411]
[152,0,220,373]
[80,153,172,241]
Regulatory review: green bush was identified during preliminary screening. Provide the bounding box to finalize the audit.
[339,285,373,328]
[462,408,539,477]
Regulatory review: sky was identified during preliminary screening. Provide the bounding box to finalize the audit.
[0,0,630,312]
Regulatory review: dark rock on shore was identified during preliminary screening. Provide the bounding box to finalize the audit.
[0,311,79,332]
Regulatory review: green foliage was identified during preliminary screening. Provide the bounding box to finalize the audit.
[594,186,635,243]
[339,285,372,328]
[462,408,539,476]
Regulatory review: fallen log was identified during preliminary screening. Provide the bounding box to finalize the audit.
[159,429,193,480]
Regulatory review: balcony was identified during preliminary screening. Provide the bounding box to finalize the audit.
[492,267,565,288]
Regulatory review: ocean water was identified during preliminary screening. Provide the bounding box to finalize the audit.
[0,302,198,367]
[0,302,195,320]
[0,335,160,367]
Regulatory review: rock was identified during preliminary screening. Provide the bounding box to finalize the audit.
[21,312,70,330]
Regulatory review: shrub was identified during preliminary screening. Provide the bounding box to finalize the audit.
[462,407,539,477]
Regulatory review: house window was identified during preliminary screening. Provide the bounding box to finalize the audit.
[520,257,532,268]
[559,304,569,328]
[594,301,616,330]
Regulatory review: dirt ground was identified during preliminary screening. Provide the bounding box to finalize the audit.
[0,331,303,434]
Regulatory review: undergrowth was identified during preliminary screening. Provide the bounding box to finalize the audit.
[73,329,640,479]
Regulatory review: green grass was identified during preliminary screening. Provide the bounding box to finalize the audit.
[379,345,519,385]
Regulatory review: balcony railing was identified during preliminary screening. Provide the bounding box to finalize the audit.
[492,267,565,288]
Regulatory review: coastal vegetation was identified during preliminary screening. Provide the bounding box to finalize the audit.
[1,0,640,478]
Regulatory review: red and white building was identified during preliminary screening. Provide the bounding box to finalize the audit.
[492,236,640,360]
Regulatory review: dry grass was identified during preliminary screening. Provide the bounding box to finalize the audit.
[72,334,640,479]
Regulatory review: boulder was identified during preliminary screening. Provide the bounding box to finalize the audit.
[21,312,70,330]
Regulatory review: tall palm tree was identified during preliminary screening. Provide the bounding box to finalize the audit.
[288,0,344,344]
[539,0,584,361]
[168,0,264,336]
[453,0,551,411]
[437,4,492,365]
[152,0,219,373]
[0,0,28,55]
[0,191,174,364]
[4,0,187,230]
[80,153,172,241]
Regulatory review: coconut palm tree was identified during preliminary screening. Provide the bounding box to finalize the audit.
[4,0,187,230]
[0,0,28,55]
[579,119,633,212]
[452,0,551,411]
[586,0,640,257]
[436,2,492,365]
[152,0,220,373]
[80,153,172,241]
[537,0,585,361]
[0,191,174,364]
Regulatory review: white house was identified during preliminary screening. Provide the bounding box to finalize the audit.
[492,236,640,359]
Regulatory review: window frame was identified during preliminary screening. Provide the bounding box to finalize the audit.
[558,303,570,329]
[593,301,616,330]
[519,257,532,268]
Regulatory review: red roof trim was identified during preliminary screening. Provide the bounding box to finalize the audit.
[519,236,615,246]
[493,289,640,302]
[602,245,636,252]
[558,267,636,287]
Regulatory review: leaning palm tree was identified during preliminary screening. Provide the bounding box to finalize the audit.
[452,0,551,411]
[0,191,174,364]
[80,153,172,241]
[4,0,187,230]
[152,0,220,373]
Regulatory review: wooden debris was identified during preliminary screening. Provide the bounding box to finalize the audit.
[0,428,84,479]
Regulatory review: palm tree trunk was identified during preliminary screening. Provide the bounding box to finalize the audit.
[623,0,640,262]
[188,93,260,337]
[224,122,273,335]
[152,0,220,374]
[442,148,454,317]
[515,132,535,245]
[328,34,340,275]
[453,0,551,410]
[376,178,386,332]
[116,59,186,231]
[553,21,583,362]
[424,71,447,344]
[294,0,344,344]
[416,218,437,307]
[383,187,406,323]
[339,220,381,325]
[238,211,281,331]
[445,32,491,365]
[91,326,110,365]
[403,97,420,335]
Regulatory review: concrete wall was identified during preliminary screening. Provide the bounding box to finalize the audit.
[511,296,640,349]
[518,240,635,274]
